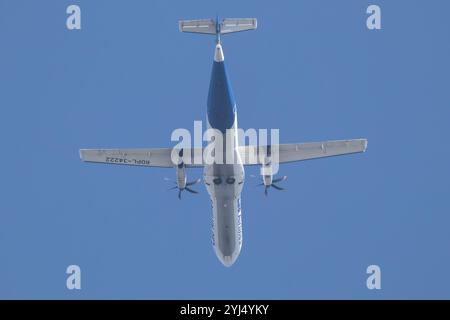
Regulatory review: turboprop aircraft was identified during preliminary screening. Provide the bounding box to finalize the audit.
[79,18,368,267]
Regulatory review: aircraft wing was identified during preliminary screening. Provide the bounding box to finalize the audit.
[79,148,204,168]
[80,139,367,168]
[239,139,368,165]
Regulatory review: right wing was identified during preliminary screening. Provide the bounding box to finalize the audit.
[239,139,368,165]
[79,148,204,168]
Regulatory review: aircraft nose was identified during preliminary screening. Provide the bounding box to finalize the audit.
[214,242,241,267]
[219,255,237,267]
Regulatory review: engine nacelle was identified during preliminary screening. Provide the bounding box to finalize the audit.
[262,173,272,186]
[176,162,187,189]
[169,150,201,199]
[260,157,273,186]
[258,160,287,195]
[173,148,187,189]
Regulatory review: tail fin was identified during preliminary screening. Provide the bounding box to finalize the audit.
[179,18,257,35]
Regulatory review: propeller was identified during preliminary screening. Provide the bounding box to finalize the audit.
[165,178,201,199]
[258,176,287,196]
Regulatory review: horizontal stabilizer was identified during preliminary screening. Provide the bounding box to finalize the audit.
[179,18,257,35]
[221,18,257,34]
[179,19,216,34]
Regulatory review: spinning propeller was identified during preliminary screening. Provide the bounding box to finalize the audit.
[257,175,288,196]
[165,177,201,199]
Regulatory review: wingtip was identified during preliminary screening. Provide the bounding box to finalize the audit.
[362,139,368,152]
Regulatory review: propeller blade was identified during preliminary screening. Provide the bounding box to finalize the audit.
[271,184,284,191]
[256,175,286,195]
[185,187,199,194]
[186,178,201,186]
[168,180,200,198]
[272,176,287,183]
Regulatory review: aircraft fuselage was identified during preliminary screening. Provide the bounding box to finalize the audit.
[203,43,244,267]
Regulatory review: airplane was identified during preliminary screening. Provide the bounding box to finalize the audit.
[79,17,368,267]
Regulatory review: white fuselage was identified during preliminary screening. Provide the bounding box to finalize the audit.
[203,122,244,267]
[203,43,245,267]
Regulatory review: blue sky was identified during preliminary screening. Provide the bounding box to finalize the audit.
[1,0,449,299]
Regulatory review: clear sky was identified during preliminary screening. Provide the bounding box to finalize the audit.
[1,0,449,299]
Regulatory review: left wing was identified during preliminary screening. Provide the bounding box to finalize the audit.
[79,148,204,168]
[239,139,368,165]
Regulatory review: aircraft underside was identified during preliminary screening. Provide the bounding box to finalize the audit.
[79,17,367,267]
[204,162,244,267]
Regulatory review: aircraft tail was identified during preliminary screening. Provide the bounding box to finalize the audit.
[179,18,257,36]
